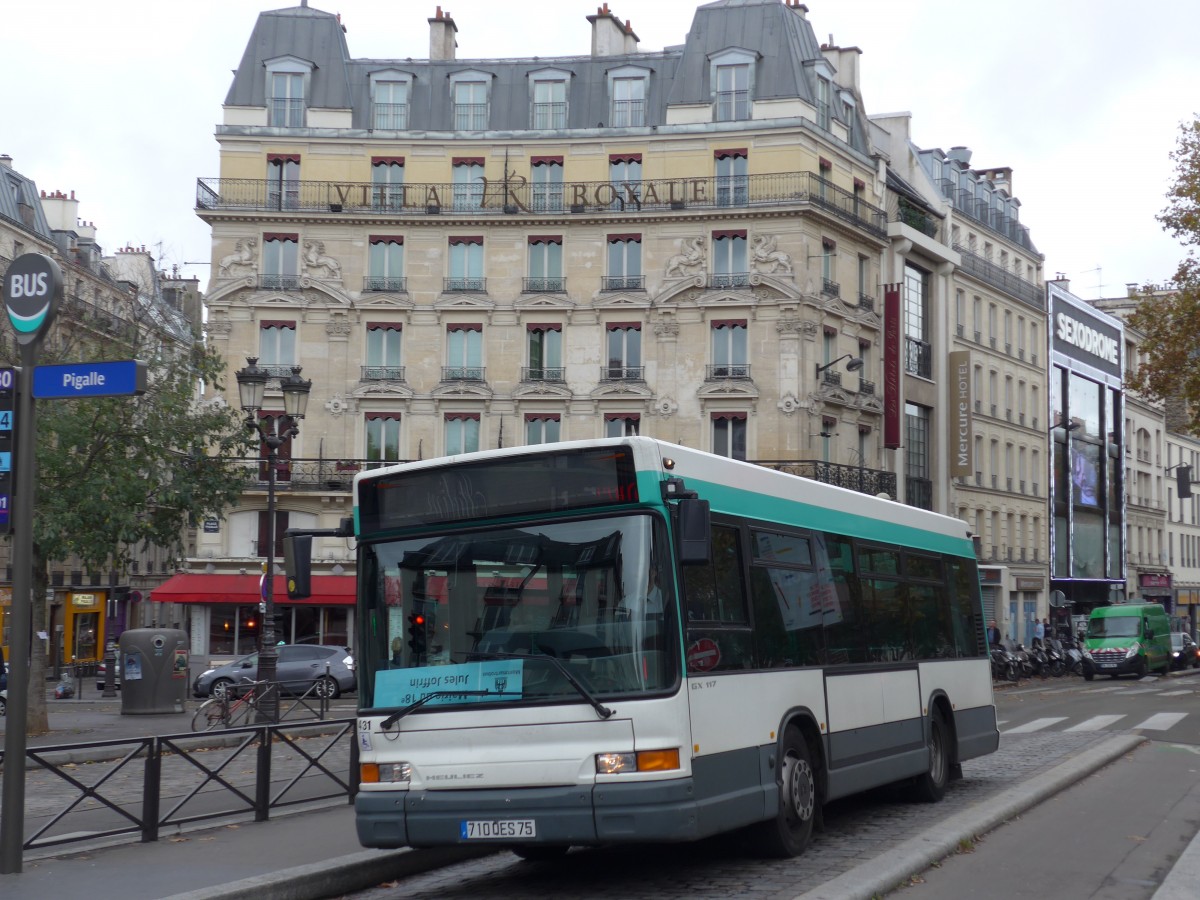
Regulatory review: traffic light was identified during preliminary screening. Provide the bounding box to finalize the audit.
[407,611,427,659]
[1177,465,1193,500]
[283,533,312,599]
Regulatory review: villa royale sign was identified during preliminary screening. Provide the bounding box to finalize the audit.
[948,350,973,477]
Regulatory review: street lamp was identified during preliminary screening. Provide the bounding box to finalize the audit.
[815,354,864,377]
[235,358,311,722]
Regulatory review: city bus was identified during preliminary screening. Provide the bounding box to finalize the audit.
[345,437,998,859]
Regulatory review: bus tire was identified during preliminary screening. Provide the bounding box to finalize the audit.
[911,709,949,803]
[750,726,816,858]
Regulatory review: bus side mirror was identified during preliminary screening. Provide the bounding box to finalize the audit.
[677,498,711,565]
[283,533,313,599]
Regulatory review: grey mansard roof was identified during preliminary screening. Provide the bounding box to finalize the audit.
[223,0,869,155]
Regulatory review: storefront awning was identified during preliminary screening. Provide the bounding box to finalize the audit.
[150,573,355,606]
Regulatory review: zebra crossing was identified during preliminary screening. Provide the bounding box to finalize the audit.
[998,682,1197,735]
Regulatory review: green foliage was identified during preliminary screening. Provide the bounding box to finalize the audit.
[1127,116,1200,434]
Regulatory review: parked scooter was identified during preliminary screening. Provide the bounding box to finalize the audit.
[990,642,1019,682]
[1044,639,1067,677]
[1062,636,1084,676]
[1012,642,1036,680]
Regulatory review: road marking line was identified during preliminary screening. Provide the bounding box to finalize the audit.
[1001,717,1068,734]
[1158,690,1192,697]
[1065,715,1126,732]
[1134,712,1187,731]
[1114,688,1159,695]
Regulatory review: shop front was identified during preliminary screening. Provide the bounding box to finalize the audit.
[151,572,356,665]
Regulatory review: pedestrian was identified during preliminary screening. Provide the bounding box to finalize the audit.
[1033,617,1045,648]
[986,619,1002,647]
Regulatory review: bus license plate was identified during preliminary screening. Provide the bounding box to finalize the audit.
[461,819,536,840]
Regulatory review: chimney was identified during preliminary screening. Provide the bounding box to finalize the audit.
[0,154,13,169]
[785,1,809,17]
[429,6,457,61]
[40,188,82,233]
[623,19,640,54]
[947,146,973,166]
[587,4,629,58]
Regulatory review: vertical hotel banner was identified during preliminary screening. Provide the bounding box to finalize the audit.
[883,283,901,449]
[948,350,973,477]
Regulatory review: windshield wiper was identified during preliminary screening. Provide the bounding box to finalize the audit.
[472,650,615,720]
[378,689,521,728]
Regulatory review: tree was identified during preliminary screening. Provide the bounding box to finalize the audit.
[1127,116,1200,434]
[4,286,251,735]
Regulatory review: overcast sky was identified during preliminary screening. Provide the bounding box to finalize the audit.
[5,0,1198,300]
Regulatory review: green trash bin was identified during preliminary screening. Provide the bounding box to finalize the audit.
[119,628,189,715]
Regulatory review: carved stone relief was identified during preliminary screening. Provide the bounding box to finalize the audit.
[664,237,706,278]
[218,239,257,276]
[303,241,342,279]
[751,234,793,276]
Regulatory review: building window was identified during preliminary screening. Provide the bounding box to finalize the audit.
[903,263,931,377]
[821,238,837,296]
[525,413,561,445]
[715,149,748,207]
[261,235,299,291]
[605,323,642,380]
[532,79,567,129]
[453,81,488,130]
[712,230,748,288]
[269,72,305,127]
[605,413,640,438]
[266,155,300,211]
[366,236,404,292]
[906,402,933,510]
[446,324,483,380]
[371,158,404,210]
[364,323,402,380]
[816,76,831,130]
[531,158,563,212]
[526,236,564,293]
[444,413,480,455]
[526,323,562,380]
[712,412,747,460]
[452,158,485,211]
[259,321,296,373]
[611,76,646,126]
[604,234,643,291]
[714,63,750,121]
[711,319,748,378]
[373,81,409,130]
[365,413,402,463]
[447,236,484,292]
[608,154,642,210]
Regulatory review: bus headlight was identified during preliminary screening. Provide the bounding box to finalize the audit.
[595,749,680,775]
[361,762,412,784]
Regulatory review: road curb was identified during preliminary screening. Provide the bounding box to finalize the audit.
[160,845,494,900]
[793,732,1147,900]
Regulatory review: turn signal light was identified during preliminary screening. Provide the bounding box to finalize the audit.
[361,762,411,784]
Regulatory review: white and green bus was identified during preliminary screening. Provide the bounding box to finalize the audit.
[349,437,997,859]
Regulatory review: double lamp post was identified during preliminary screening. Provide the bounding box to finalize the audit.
[235,357,311,722]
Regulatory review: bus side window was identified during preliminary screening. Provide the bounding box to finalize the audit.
[683,523,753,673]
[816,534,865,665]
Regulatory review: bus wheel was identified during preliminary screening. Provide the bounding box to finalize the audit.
[751,726,815,858]
[911,709,949,803]
[512,845,569,862]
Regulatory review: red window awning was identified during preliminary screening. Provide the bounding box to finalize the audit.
[150,573,356,606]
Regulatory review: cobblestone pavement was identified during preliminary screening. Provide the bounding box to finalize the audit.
[349,731,1116,899]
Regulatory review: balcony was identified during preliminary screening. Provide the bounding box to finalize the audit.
[453,103,488,130]
[443,277,486,293]
[610,99,645,127]
[857,293,875,313]
[259,274,302,291]
[822,278,840,298]
[531,102,567,130]
[196,170,889,236]
[521,366,565,383]
[441,366,486,382]
[706,364,752,381]
[601,275,645,292]
[372,103,409,130]
[360,365,406,382]
[363,276,407,293]
[600,365,644,382]
[523,276,566,293]
[890,195,940,238]
[710,272,751,290]
[953,243,1044,309]
[905,337,932,378]
[237,456,408,492]
[755,460,897,499]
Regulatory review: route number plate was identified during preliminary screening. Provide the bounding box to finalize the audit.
[461,818,536,839]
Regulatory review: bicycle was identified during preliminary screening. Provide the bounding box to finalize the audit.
[191,679,269,731]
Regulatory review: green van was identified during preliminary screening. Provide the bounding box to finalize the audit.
[1082,603,1172,680]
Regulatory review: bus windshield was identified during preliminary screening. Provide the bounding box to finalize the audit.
[358,512,676,711]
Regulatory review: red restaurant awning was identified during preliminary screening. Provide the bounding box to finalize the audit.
[150,573,355,605]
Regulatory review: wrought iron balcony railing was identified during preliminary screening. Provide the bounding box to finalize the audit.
[706,364,752,380]
[905,337,932,379]
[600,365,644,382]
[259,274,302,291]
[754,460,897,499]
[531,102,567,129]
[857,293,875,313]
[372,103,409,130]
[363,276,407,293]
[443,277,486,293]
[236,456,409,492]
[601,275,645,292]
[521,366,565,382]
[523,276,566,293]
[952,243,1044,310]
[441,366,486,382]
[360,365,406,382]
[710,272,750,289]
[822,278,840,298]
[196,170,888,236]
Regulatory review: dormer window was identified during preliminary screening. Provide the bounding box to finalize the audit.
[265,56,313,128]
[816,77,831,130]
[532,79,567,129]
[453,81,488,130]
[612,77,645,126]
[709,49,756,123]
[373,81,409,130]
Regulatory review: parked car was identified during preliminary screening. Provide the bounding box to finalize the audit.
[193,645,355,700]
[1169,632,1200,671]
[96,658,121,691]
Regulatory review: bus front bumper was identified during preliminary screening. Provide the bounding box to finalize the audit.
[356,778,700,849]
